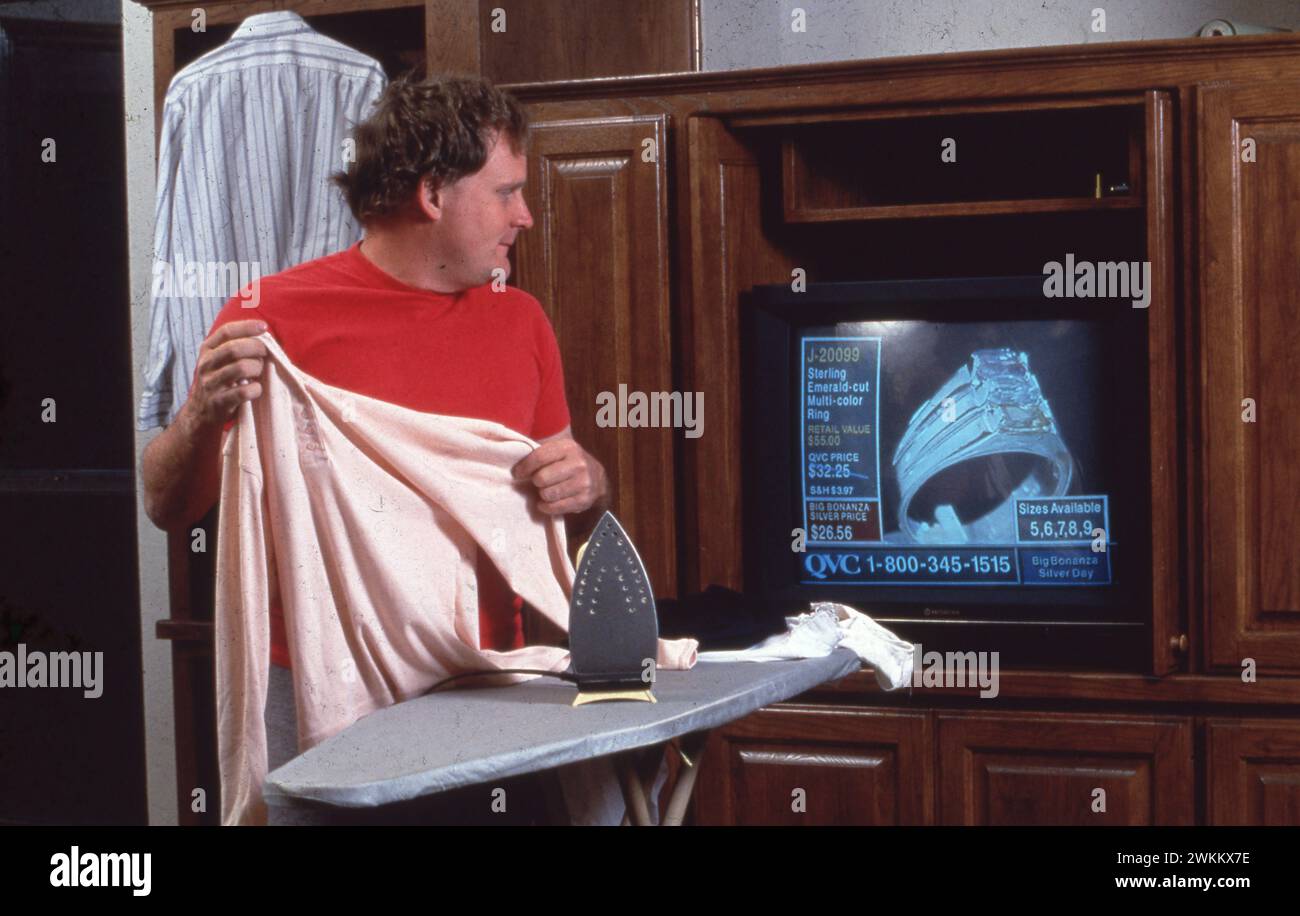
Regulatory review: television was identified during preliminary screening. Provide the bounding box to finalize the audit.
[742,276,1152,669]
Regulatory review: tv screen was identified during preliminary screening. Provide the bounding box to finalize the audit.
[743,276,1152,666]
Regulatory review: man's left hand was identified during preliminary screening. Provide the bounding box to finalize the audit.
[512,434,609,516]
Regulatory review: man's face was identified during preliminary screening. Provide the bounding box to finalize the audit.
[429,132,533,288]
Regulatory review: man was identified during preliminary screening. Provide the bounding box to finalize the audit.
[140,74,614,824]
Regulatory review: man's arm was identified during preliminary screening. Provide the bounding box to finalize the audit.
[141,401,226,531]
[141,320,269,530]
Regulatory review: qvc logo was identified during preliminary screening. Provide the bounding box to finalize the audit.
[804,553,860,579]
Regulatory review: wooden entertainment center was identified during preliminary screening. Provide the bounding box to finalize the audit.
[142,0,1300,824]
[508,36,1300,826]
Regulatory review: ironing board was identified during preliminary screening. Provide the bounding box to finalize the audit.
[263,648,861,825]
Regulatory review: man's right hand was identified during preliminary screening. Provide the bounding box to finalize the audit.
[142,320,272,530]
[185,320,270,431]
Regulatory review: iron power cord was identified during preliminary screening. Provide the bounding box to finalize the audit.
[422,667,578,694]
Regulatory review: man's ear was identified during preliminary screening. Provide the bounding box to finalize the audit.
[415,175,443,221]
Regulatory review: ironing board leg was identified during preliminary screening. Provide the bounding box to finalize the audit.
[661,731,710,827]
[614,731,711,826]
[617,745,658,825]
[614,749,655,826]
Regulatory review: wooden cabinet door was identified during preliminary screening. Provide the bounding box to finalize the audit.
[1199,83,1300,673]
[937,711,1193,825]
[681,116,800,594]
[694,706,932,825]
[1207,719,1300,825]
[513,115,677,595]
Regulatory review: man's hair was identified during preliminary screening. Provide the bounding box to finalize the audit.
[332,73,529,225]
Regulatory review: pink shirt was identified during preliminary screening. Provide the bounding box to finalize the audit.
[216,332,698,825]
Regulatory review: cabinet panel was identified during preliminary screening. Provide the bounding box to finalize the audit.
[695,706,931,825]
[514,115,677,594]
[1199,82,1300,672]
[937,711,1193,825]
[682,116,800,593]
[479,0,698,83]
[1207,719,1300,825]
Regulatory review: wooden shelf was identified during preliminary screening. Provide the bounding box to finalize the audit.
[804,668,1300,707]
[729,92,1153,129]
[774,96,1146,223]
[789,194,1142,222]
[156,619,212,643]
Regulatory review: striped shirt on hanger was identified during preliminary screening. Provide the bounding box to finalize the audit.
[137,10,386,430]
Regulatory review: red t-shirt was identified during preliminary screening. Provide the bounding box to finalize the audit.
[190,241,572,668]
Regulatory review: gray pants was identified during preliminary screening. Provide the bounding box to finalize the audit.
[265,663,300,772]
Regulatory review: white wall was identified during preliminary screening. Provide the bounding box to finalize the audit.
[122,0,177,827]
[702,0,1300,70]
